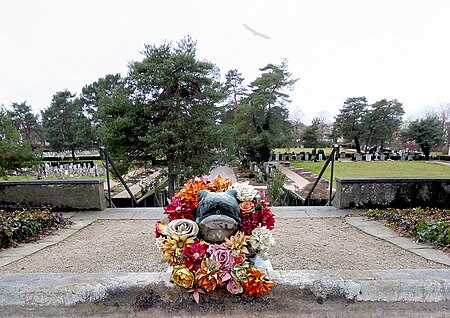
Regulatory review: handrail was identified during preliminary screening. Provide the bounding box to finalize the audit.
[304,145,340,206]
[100,147,138,208]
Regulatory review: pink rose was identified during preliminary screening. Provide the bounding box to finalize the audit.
[209,245,234,271]
[226,278,243,294]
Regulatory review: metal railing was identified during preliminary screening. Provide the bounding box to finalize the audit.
[304,145,340,206]
[100,147,138,208]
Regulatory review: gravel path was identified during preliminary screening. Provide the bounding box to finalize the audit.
[0,218,446,273]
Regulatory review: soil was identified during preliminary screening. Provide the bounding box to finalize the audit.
[0,218,446,273]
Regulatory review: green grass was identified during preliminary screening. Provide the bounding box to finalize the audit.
[291,161,450,182]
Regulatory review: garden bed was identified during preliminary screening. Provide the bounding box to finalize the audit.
[0,209,72,250]
[366,208,449,253]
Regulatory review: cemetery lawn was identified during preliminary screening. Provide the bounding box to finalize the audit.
[291,161,450,182]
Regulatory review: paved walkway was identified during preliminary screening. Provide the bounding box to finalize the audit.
[270,162,310,191]
[1,207,448,268]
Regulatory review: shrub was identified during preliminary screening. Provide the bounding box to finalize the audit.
[366,208,450,249]
[0,209,72,249]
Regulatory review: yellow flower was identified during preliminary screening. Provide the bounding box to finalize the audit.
[172,265,195,289]
[160,234,194,266]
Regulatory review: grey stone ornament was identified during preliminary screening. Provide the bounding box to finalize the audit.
[195,190,241,243]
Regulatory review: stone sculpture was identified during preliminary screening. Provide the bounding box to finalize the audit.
[195,190,241,243]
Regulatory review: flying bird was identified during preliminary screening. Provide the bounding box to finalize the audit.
[243,23,271,39]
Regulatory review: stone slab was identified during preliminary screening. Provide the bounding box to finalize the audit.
[0,270,448,307]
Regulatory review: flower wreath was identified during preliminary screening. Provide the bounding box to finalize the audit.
[155,175,276,303]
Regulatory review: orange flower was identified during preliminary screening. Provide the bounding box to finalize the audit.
[212,175,232,192]
[195,258,221,292]
[241,266,274,297]
[239,201,255,216]
[223,231,250,255]
[180,180,210,207]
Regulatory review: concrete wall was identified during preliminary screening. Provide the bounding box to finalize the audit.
[334,177,450,209]
[0,179,106,211]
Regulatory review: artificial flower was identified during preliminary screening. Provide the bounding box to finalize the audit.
[240,214,258,235]
[233,252,247,265]
[212,175,233,192]
[188,287,205,304]
[239,201,255,216]
[195,258,221,292]
[231,262,250,282]
[171,265,195,289]
[182,240,208,271]
[160,234,194,265]
[241,266,274,297]
[180,180,211,207]
[165,219,199,238]
[226,277,244,294]
[154,220,167,237]
[254,199,275,230]
[194,175,212,184]
[223,231,250,255]
[249,226,275,255]
[164,195,196,221]
[209,244,234,271]
[229,182,258,202]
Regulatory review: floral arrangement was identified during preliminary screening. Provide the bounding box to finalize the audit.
[155,175,276,303]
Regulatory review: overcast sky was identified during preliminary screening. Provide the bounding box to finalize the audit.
[1,0,450,124]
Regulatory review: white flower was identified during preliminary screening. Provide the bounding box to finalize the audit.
[250,226,275,255]
[164,219,199,238]
[229,182,258,202]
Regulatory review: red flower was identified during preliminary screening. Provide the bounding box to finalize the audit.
[181,240,209,271]
[164,195,196,221]
[240,214,258,235]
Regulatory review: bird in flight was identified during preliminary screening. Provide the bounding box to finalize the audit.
[243,23,271,39]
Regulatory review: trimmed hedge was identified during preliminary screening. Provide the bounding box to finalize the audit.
[0,209,72,249]
[366,208,450,250]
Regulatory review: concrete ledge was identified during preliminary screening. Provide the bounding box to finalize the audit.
[0,179,106,211]
[334,177,450,209]
[0,270,448,307]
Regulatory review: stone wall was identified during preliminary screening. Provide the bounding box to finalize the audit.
[334,177,450,209]
[0,179,106,211]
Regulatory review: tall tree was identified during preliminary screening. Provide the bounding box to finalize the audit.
[7,101,42,148]
[402,116,444,159]
[363,99,404,149]
[301,119,320,148]
[222,69,247,124]
[41,90,94,161]
[100,37,227,197]
[79,74,123,134]
[235,60,297,162]
[0,108,36,177]
[333,97,368,153]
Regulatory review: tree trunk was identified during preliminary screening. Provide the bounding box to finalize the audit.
[354,136,361,153]
[421,145,430,160]
[167,152,175,199]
